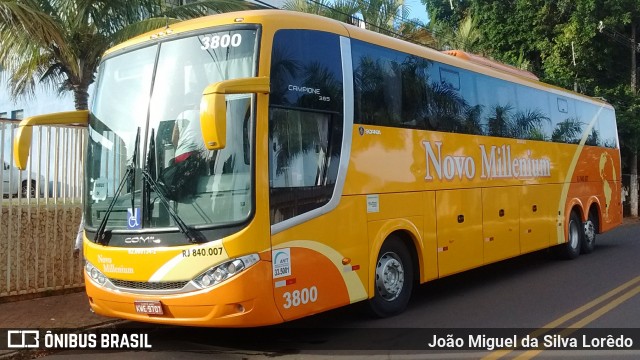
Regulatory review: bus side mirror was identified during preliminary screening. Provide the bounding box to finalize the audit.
[200,77,269,150]
[13,110,89,170]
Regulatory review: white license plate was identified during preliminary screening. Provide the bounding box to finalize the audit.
[134,300,163,315]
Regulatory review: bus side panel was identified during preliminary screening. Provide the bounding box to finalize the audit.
[565,146,622,232]
[436,188,483,277]
[270,196,368,322]
[482,186,520,264]
[520,184,557,253]
[365,190,436,283]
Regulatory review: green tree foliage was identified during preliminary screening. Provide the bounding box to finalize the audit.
[0,0,257,110]
[434,14,482,53]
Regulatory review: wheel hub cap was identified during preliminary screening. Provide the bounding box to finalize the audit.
[375,253,404,302]
[584,219,595,244]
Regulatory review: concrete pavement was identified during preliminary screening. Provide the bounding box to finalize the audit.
[0,290,121,359]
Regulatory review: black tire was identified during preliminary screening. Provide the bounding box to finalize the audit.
[368,236,414,317]
[21,181,36,198]
[581,210,598,254]
[558,211,582,260]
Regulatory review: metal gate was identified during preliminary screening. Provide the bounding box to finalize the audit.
[1,119,86,298]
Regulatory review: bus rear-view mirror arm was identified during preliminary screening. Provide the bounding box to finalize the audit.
[13,110,89,170]
[200,77,270,150]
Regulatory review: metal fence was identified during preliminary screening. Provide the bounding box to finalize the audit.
[1,119,86,299]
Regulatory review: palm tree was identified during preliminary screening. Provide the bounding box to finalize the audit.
[0,0,257,111]
[398,18,436,47]
[487,104,513,137]
[511,109,550,140]
[285,0,422,40]
[433,14,482,53]
[552,117,584,144]
[357,0,408,34]
[283,0,330,16]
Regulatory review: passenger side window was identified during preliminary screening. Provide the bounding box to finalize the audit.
[269,109,340,224]
[269,29,344,225]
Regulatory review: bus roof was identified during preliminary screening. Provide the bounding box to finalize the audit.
[442,50,540,81]
[105,10,348,56]
[105,10,612,109]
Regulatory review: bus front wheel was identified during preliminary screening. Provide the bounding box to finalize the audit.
[369,236,413,317]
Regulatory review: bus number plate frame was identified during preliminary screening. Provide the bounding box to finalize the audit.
[134,300,164,315]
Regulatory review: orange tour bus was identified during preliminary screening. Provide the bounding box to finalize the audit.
[13,10,621,327]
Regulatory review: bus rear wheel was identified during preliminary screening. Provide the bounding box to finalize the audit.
[559,211,582,260]
[369,236,413,317]
[581,211,598,254]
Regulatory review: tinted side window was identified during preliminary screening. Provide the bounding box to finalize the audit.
[550,96,580,144]
[351,39,616,148]
[352,40,438,130]
[599,108,618,148]
[270,30,343,112]
[514,85,551,141]
[269,30,344,225]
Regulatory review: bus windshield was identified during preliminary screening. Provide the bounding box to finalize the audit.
[85,27,258,236]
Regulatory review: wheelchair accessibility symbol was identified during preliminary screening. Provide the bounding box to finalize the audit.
[127,208,141,229]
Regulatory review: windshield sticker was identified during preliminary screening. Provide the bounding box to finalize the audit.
[127,208,141,229]
[91,178,108,202]
[273,248,291,279]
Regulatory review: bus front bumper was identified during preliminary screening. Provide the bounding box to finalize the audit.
[85,261,283,327]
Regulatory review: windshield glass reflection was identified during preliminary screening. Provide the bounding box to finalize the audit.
[86,28,258,234]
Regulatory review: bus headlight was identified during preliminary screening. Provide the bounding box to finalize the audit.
[193,254,260,289]
[85,261,107,286]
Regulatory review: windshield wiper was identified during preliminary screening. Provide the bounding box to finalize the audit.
[141,128,202,243]
[95,127,140,244]
[141,170,200,243]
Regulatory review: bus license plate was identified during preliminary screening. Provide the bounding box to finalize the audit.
[134,301,163,315]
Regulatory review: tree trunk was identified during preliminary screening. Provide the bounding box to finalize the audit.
[632,23,637,94]
[631,152,639,217]
[73,87,89,111]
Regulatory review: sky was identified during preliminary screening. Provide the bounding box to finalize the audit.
[403,0,430,24]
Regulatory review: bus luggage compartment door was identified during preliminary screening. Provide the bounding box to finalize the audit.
[436,188,483,277]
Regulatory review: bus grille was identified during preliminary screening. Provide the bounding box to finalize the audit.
[110,279,189,291]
